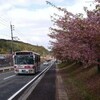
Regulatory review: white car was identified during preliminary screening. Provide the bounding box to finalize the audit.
[43,62,48,66]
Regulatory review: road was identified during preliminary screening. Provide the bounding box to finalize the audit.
[27,63,56,100]
[0,62,53,100]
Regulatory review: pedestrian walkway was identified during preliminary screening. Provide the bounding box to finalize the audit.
[56,66,68,100]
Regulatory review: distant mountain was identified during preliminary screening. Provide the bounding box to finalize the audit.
[0,39,48,56]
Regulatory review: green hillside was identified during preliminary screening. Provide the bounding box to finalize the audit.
[0,39,48,56]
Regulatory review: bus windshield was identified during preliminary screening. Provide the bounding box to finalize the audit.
[14,55,34,64]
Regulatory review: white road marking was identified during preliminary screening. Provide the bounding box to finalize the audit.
[8,63,53,100]
[3,75,16,80]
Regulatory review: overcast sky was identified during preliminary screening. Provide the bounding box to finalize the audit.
[0,0,95,50]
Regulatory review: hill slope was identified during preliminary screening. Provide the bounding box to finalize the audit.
[0,39,48,56]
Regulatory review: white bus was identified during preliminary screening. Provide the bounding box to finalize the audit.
[13,51,40,74]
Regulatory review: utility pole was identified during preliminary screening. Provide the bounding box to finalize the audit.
[10,22,14,54]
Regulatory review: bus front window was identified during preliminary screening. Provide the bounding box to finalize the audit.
[15,55,34,64]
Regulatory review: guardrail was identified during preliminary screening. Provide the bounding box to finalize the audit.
[0,66,14,73]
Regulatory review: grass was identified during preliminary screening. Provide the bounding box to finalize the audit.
[58,62,100,100]
[58,60,74,68]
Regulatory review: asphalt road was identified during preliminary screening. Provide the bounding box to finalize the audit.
[0,63,49,100]
[27,63,56,100]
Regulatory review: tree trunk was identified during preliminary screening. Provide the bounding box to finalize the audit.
[97,65,100,72]
[97,59,100,72]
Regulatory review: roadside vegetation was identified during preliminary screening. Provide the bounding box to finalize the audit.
[48,0,100,71]
[58,61,100,100]
[47,0,100,99]
[0,39,48,56]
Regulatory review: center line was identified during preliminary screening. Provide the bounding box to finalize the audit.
[4,75,16,80]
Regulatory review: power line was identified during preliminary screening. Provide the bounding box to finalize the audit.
[0,17,13,40]
[0,16,10,27]
[14,29,25,38]
[0,15,11,23]
[0,17,9,25]
[0,21,9,27]
[0,17,25,46]
[0,17,10,31]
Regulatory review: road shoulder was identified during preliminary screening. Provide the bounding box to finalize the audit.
[56,65,68,100]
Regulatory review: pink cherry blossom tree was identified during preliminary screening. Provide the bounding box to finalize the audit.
[47,0,100,70]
